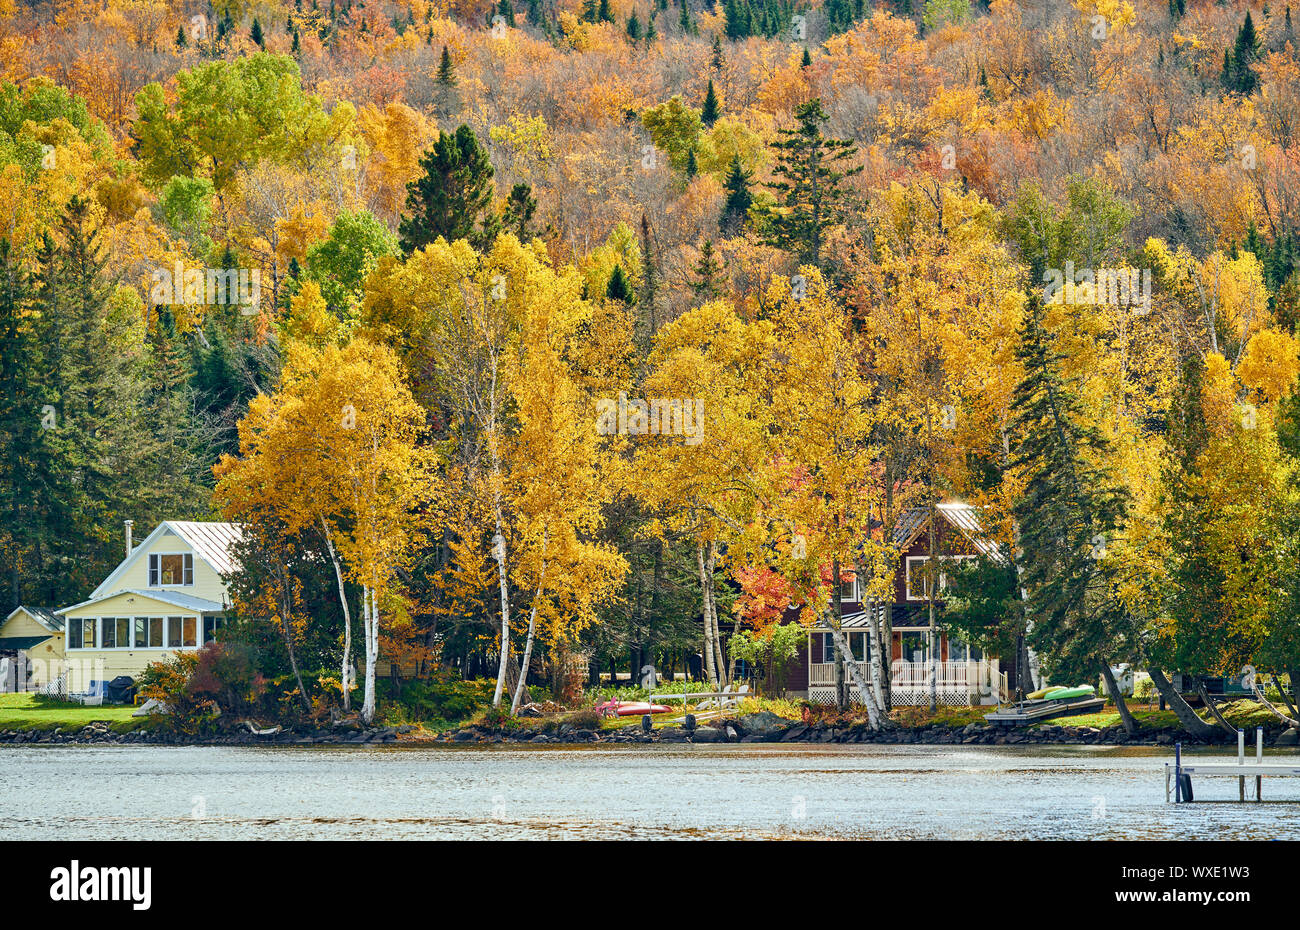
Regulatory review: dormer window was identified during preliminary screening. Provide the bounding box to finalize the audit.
[149,553,193,587]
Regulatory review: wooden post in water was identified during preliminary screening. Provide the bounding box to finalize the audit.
[1238,728,1245,802]
[1174,742,1182,803]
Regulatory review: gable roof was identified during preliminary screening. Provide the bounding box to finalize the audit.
[90,521,243,600]
[4,606,64,632]
[891,502,1004,562]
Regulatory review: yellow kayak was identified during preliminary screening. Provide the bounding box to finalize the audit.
[1026,686,1068,700]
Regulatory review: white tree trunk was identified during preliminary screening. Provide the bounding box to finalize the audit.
[321,519,353,713]
[826,624,885,730]
[698,541,717,686]
[362,585,379,724]
[491,510,511,707]
[510,530,548,714]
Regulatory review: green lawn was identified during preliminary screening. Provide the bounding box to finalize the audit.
[0,693,147,732]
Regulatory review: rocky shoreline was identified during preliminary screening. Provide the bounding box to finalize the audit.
[4,711,1299,749]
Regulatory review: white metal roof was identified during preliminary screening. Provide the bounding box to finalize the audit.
[89,521,243,600]
[60,589,228,615]
[4,606,65,632]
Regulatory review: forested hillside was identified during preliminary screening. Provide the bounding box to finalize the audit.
[2,0,1300,724]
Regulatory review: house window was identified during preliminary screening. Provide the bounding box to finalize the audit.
[134,616,165,648]
[149,553,193,586]
[167,616,182,648]
[905,555,975,600]
[839,576,857,601]
[101,618,130,649]
[180,616,197,647]
[203,617,225,644]
[69,618,96,649]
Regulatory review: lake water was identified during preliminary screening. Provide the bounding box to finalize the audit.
[3,743,1298,840]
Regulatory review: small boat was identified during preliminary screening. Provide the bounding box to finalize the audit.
[596,700,672,717]
[983,684,1103,725]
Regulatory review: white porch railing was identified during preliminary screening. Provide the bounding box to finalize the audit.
[808,660,1003,706]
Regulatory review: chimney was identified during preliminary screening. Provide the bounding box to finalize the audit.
[124,519,134,557]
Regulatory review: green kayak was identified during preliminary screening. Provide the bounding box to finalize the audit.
[1045,685,1096,701]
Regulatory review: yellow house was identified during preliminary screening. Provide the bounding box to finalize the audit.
[58,521,242,693]
[0,606,65,688]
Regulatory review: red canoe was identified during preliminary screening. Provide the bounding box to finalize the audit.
[597,700,672,717]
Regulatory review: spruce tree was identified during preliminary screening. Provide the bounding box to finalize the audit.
[711,33,724,69]
[437,46,457,86]
[762,98,861,265]
[691,240,723,299]
[176,25,188,48]
[720,154,753,234]
[627,11,642,39]
[399,125,501,254]
[1009,298,1135,727]
[606,263,633,302]
[251,17,265,47]
[701,79,720,126]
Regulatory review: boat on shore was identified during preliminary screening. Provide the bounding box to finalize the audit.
[983,685,1105,725]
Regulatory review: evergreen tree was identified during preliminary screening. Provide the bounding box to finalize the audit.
[691,239,723,299]
[711,33,724,69]
[679,0,693,33]
[720,155,753,235]
[251,17,265,47]
[685,147,698,178]
[762,98,861,265]
[1009,298,1135,727]
[176,25,188,48]
[638,214,660,341]
[1223,12,1261,93]
[598,0,614,22]
[800,46,812,67]
[502,182,538,239]
[701,79,720,126]
[291,27,301,53]
[627,11,643,39]
[527,0,543,26]
[497,0,516,27]
[606,263,633,302]
[437,46,457,86]
[399,125,501,254]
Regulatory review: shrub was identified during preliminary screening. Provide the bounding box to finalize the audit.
[562,707,602,730]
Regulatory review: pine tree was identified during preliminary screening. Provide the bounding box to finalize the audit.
[291,27,301,53]
[691,239,723,299]
[627,10,642,39]
[606,263,633,302]
[711,33,724,69]
[527,0,542,26]
[437,46,457,86]
[502,182,538,238]
[685,147,698,177]
[399,125,501,254]
[638,214,660,340]
[1224,12,1261,93]
[498,0,516,27]
[598,0,613,22]
[251,17,265,47]
[679,0,693,34]
[176,25,188,48]
[762,98,861,265]
[701,79,720,126]
[1009,298,1134,725]
[800,46,812,67]
[720,154,752,234]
